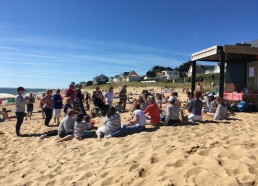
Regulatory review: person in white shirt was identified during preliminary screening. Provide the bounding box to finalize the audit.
[105,86,114,108]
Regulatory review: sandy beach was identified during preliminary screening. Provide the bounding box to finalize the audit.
[1,87,258,186]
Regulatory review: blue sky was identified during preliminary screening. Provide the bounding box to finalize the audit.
[0,0,258,88]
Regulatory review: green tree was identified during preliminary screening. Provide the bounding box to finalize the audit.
[86,81,93,86]
[175,61,191,77]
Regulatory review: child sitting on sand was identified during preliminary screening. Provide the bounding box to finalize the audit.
[213,97,228,120]
[96,107,121,138]
[57,109,76,142]
[0,108,10,122]
[107,102,146,138]
[74,114,94,140]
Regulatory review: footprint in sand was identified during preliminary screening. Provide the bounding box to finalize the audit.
[129,163,139,171]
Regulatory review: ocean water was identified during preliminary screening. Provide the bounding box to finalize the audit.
[0,87,46,95]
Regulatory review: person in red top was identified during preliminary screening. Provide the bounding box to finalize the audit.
[144,96,160,125]
[66,82,76,102]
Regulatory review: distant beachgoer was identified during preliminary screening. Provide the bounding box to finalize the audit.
[40,89,54,126]
[119,84,127,111]
[96,107,121,138]
[213,97,228,120]
[187,92,203,122]
[15,86,26,136]
[169,92,178,101]
[196,82,204,93]
[40,92,46,119]
[114,101,124,113]
[66,82,76,103]
[74,114,93,140]
[105,86,114,108]
[77,84,86,116]
[85,90,91,111]
[160,97,180,125]
[107,103,146,138]
[155,93,162,108]
[143,96,160,125]
[92,86,108,116]
[64,97,73,116]
[53,89,63,125]
[25,92,35,120]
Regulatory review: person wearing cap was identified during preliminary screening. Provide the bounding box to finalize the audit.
[187,92,203,122]
[53,89,63,125]
[202,93,217,114]
[25,92,35,120]
[15,87,26,136]
[119,84,127,111]
[143,96,160,125]
[66,82,76,103]
[161,97,180,125]
[40,89,54,126]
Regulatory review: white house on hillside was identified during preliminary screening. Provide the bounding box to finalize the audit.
[188,63,226,77]
[161,70,180,80]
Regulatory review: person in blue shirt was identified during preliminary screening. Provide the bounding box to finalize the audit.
[53,89,63,125]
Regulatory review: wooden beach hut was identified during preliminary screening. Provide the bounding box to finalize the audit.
[190,40,258,106]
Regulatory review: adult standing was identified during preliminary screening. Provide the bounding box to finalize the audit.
[77,84,86,115]
[119,84,127,111]
[15,87,26,136]
[105,86,114,108]
[53,89,63,125]
[41,89,54,126]
[25,92,35,120]
[66,82,76,103]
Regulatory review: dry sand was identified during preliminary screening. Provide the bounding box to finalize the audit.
[1,87,258,186]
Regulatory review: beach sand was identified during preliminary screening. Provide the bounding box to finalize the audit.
[1,87,258,186]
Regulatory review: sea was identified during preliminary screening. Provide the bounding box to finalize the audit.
[0,87,46,95]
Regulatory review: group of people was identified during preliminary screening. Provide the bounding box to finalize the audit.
[13,83,229,139]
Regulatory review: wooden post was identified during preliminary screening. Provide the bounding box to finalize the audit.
[191,61,196,95]
[219,47,225,98]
